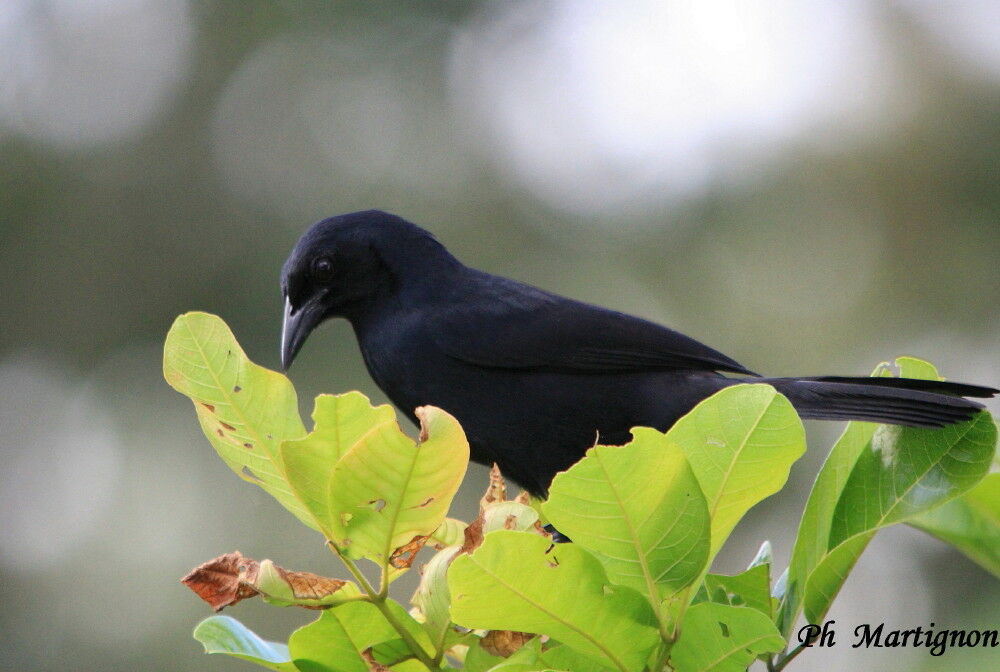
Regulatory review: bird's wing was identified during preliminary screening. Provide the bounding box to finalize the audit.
[429,274,757,376]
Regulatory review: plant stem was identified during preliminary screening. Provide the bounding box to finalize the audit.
[328,542,442,671]
[652,641,672,672]
[329,541,379,595]
[370,597,440,670]
[772,643,806,672]
[668,586,693,641]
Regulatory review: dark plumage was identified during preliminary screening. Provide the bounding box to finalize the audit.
[280,210,996,496]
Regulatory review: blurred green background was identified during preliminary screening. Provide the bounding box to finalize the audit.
[2,2,998,670]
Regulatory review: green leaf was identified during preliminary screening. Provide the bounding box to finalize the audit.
[448,530,659,672]
[669,603,784,672]
[779,358,959,636]
[480,501,542,535]
[777,400,884,634]
[289,601,432,672]
[463,642,507,672]
[430,517,467,548]
[543,427,709,600]
[695,564,772,618]
[803,411,996,623]
[163,312,310,527]
[326,405,469,563]
[909,473,1000,577]
[746,540,772,570]
[539,645,615,672]
[389,661,432,672]
[413,545,462,655]
[480,638,548,672]
[666,384,805,560]
[280,392,398,537]
[193,615,296,671]
[288,610,369,672]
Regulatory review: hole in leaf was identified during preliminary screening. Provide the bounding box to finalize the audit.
[368,498,386,512]
[719,621,730,638]
[242,466,262,482]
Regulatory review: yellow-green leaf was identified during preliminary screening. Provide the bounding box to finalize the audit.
[327,406,469,563]
[449,530,659,672]
[666,384,805,560]
[909,473,1000,577]
[543,428,709,600]
[670,603,784,672]
[280,392,398,538]
[163,312,310,527]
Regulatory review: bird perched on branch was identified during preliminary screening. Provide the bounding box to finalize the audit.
[280,210,996,496]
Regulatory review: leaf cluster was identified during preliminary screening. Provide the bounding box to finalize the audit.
[164,313,998,672]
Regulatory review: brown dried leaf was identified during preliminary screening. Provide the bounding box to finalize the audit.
[388,535,429,569]
[459,464,507,555]
[181,552,354,610]
[263,561,348,602]
[459,515,485,555]
[480,463,507,511]
[180,551,260,611]
[480,630,536,658]
[360,648,392,672]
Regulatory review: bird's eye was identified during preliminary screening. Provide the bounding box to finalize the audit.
[311,257,334,280]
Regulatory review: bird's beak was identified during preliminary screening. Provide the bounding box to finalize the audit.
[281,295,322,372]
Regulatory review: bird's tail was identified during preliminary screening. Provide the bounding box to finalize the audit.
[764,376,997,428]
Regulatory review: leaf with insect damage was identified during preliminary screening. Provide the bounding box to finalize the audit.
[326,405,469,565]
[415,467,549,656]
[459,464,550,556]
[180,551,261,611]
[279,392,398,538]
[180,551,362,611]
[163,313,311,527]
[449,530,659,672]
[288,601,433,672]
[669,603,784,672]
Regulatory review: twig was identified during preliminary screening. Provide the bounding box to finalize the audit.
[328,542,442,671]
[772,643,807,672]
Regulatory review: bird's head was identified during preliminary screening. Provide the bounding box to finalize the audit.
[279,210,456,371]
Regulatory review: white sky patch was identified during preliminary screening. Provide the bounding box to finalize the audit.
[0,355,123,572]
[0,0,192,148]
[902,0,1000,79]
[449,0,893,218]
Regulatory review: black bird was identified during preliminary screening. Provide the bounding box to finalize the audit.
[280,210,996,496]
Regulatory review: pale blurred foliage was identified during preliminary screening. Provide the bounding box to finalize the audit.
[1,2,998,671]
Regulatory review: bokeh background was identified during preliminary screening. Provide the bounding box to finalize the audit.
[2,1,998,670]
